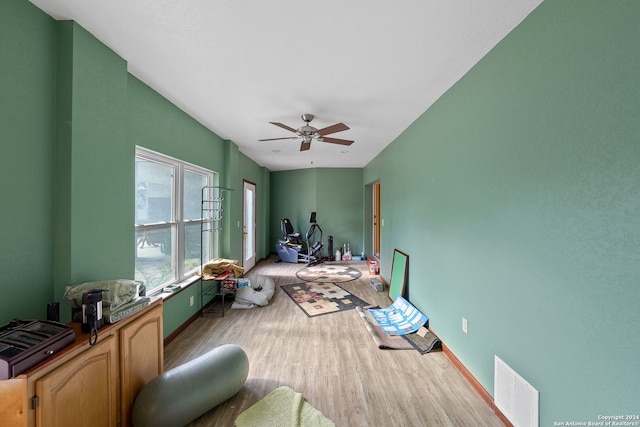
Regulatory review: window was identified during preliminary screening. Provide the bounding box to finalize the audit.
[135,147,215,293]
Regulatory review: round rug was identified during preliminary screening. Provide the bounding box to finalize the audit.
[296,264,362,283]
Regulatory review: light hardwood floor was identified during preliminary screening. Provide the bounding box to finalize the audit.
[164,256,504,427]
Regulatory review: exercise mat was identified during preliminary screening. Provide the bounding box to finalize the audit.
[355,307,414,350]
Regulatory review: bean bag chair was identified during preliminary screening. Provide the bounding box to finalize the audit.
[232,274,275,309]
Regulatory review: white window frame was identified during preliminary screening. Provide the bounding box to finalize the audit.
[135,146,216,293]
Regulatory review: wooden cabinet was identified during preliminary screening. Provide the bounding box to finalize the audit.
[0,299,163,427]
[35,335,117,426]
[119,304,164,427]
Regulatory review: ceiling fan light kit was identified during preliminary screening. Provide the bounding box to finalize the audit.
[259,114,354,151]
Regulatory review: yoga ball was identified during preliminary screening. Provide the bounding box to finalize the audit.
[132,344,249,427]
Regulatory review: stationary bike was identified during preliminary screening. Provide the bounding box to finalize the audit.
[275,212,323,265]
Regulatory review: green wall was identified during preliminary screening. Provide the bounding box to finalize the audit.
[316,169,364,256]
[270,169,318,251]
[270,168,364,257]
[128,75,230,335]
[364,0,640,423]
[5,0,639,422]
[53,21,131,312]
[0,2,269,337]
[0,0,56,322]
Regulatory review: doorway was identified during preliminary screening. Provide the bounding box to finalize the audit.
[372,182,381,258]
[242,180,256,271]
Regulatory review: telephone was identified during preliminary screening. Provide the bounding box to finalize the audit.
[81,290,105,345]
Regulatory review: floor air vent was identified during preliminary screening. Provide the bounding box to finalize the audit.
[494,355,539,427]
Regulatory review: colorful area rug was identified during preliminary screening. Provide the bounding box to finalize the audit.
[235,386,335,427]
[296,264,362,283]
[281,282,370,317]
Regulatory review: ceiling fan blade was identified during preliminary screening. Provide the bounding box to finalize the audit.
[300,141,311,151]
[258,136,299,141]
[269,122,298,133]
[316,123,349,136]
[321,137,354,146]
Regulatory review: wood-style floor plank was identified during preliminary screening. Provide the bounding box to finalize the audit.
[163,256,504,427]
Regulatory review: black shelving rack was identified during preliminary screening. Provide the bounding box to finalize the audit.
[200,186,233,315]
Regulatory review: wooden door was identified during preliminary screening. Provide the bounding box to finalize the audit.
[373,182,381,257]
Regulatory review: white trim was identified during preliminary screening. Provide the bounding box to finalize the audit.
[135,146,215,292]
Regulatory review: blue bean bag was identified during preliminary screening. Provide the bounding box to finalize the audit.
[132,344,249,427]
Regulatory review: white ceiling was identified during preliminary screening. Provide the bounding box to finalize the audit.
[29,0,542,171]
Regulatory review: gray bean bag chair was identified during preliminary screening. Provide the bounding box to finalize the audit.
[132,344,249,427]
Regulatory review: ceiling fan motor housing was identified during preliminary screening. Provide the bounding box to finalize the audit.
[258,113,353,151]
[299,125,318,135]
[297,114,318,136]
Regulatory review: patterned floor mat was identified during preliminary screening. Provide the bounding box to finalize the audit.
[281,282,370,317]
[296,264,362,283]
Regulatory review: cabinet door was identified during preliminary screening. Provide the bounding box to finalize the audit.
[35,335,117,427]
[119,305,163,427]
[0,379,27,427]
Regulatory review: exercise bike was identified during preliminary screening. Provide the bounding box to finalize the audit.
[275,212,323,265]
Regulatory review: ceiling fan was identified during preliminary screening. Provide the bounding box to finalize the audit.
[259,114,354,151]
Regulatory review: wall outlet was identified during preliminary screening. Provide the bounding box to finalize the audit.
[462,317,468,334]
[189,295,194,307]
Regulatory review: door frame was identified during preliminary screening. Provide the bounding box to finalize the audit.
[242,180,257,271]
[372,181,381,258]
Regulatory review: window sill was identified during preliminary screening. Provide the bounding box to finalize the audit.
[151,274,201,302]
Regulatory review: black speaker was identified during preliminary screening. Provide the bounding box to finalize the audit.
[47,301,60,322]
